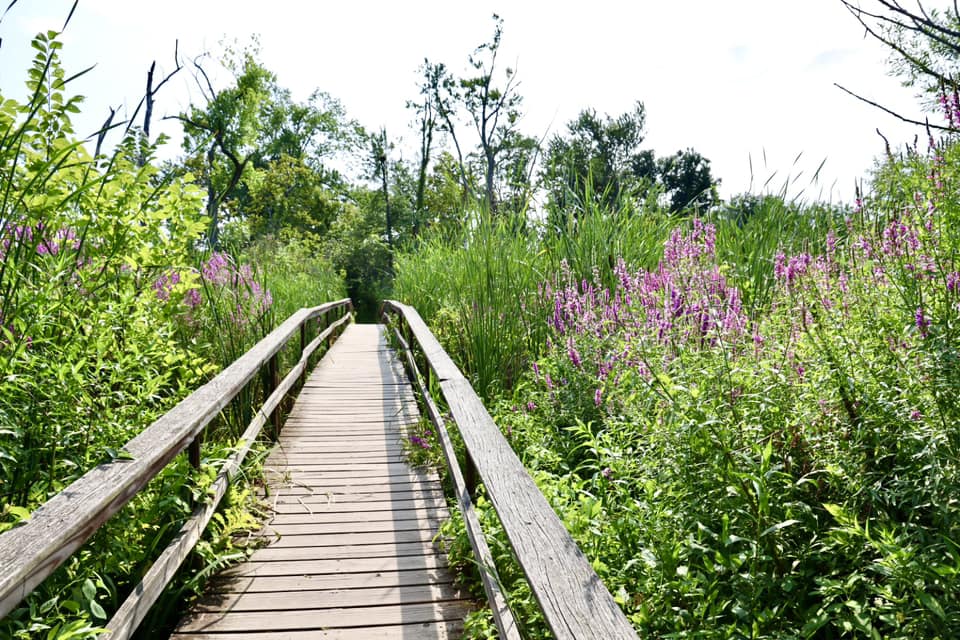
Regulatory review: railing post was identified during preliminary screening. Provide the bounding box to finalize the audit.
[299,320,308,389]
[328,308,338,348]
[320,310,329,348]
[267,353,281,439]
[188,433,202,470]
[464,452,479,500]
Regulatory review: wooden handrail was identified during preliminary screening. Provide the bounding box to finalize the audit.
[0,299,353,626]
[380,300,638,640]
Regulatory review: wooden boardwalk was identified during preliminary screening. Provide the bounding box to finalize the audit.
[172,324,471,639]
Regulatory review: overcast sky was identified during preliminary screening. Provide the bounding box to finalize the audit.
[0,0,932,202]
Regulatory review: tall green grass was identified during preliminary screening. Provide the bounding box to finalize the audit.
[710,194,848,315]
[394,193,674,397]
[395,210,546,397]
[244,232,347,322]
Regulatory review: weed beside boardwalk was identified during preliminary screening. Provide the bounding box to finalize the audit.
[398,138,960,637]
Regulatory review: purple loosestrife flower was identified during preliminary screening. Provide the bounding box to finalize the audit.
[774,252,787,280]
[881,219,920,258]
[915,307,929,336]
[409,435,430,449]
[941,91,957,128]
[184,288,202,308]
[153,270,181,302]
[947,272,960,294]
[567,337,582,368]
[594,388,602,407]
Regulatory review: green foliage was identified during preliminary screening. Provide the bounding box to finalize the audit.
[244,231,346,322]
[394,211,547,398]
[0,26,346,640]
[542,102,656,217]
[710,192,848,315]
[400,117,960,638]
[657,147,718,212]
[325,198,391,320]
[421,14,525,215]
[542,104,718,225]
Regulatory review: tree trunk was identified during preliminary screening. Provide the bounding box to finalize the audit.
[206,142,220,249]
[485,147,497,216]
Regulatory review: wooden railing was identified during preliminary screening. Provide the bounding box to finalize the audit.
[380,301,638,640]
[0,299,353,638]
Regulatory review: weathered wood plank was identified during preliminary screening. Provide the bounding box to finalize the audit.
[191,583,466,612]
[254,529,440,548]
[271,489,445,505]
[256,519,445,537]
[270,478,443,497]
[270,477,441,490]
[172,621,464,640]
[220,554,448,578]
[177,601,470,633]
[268,496,447,515]
[265,507,449,526]
[208,569,453,593]
[249,541,440,562]
[266,463,430,475]
[265,469,439,483]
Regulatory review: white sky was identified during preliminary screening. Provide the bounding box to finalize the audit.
[0,0,932,202]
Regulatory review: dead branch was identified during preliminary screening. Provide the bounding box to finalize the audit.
[835,82,958,132]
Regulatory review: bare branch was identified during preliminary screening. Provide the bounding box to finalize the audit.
[835,82,957,131]
[192,55,217,103]
[876,0,960,41]
[141,42,183,155]
[0,1,20,27]
[95,107,118,158]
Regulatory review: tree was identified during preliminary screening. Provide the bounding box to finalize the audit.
[370,127,393,272]
[494,129,540,215]
[423,15,525,216]
[242,155,342,239]
[254,89,360,168]
[407,64,439,236]
[657,149,718,213]
[542,102,656,216]
[460,15,523,215]
[175,45,275,248]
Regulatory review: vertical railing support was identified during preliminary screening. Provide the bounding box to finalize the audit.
[299,320,308,389]
[267,353,281,439]
[464,453,479,500]
[328,308,338,348]
[188,433,202,470]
